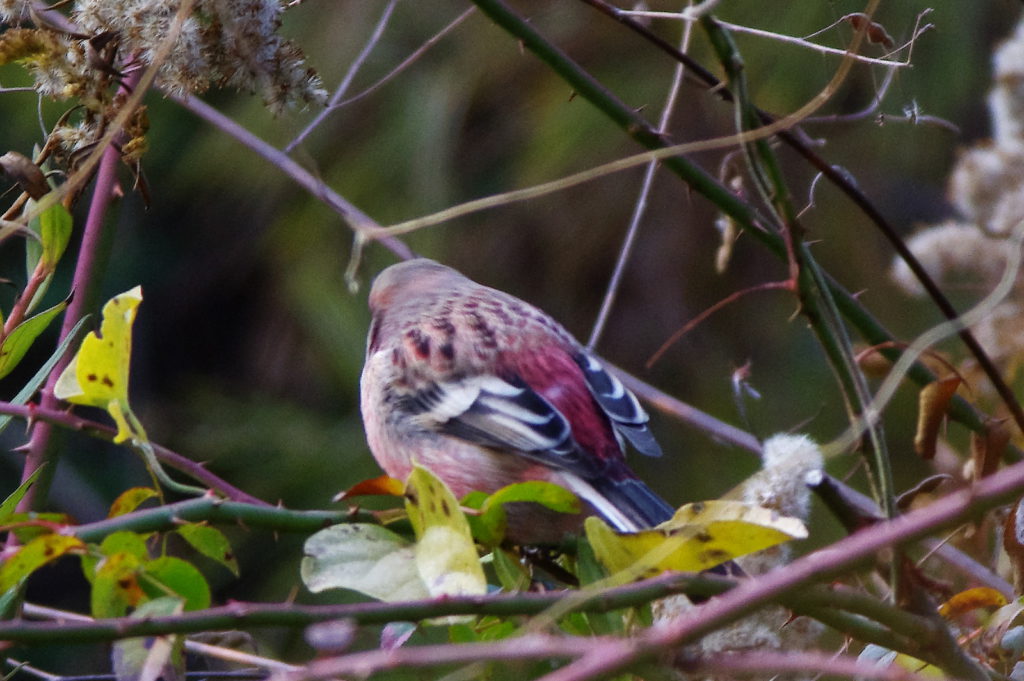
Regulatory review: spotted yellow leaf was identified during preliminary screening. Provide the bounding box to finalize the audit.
[586,500,807,581]
[54,286,142,443]
[405,464,486,599]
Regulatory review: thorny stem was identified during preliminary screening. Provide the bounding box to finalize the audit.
[4,260,51,338]
[65,496,378,543]
[587,10,696,350]
[0,566,949,653]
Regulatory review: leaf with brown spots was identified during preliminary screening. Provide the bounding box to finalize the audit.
[404,464,486,599]
[0,533,85,593]
[585,500,807,582]
[107,486,159,518]
[54,286,142,443]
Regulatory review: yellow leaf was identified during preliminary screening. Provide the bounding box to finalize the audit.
[937,587,1008,619]
[586,500,807,581]
[54,286,142,443]
[405,464,486,599]
[0,534,85,592]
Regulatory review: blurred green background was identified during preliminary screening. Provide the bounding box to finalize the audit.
[1,0,1021,668]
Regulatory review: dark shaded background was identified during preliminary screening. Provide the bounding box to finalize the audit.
[2,0,1021,668]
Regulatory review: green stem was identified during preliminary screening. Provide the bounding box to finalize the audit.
[68,497,379,543]
[0,572,912,649]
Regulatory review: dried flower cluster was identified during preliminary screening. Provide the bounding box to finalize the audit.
[891,16,1024,369]
[0,0,325,168]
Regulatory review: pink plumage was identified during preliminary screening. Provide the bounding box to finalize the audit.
[360,258,672,543]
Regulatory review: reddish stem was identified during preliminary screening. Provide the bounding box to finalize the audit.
[16,69,144,513]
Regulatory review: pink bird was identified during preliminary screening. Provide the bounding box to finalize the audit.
[360,258,674,543]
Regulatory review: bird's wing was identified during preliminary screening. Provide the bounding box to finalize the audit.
[399,372,675,531]
[574,353,662,458]
[399,373,599,477]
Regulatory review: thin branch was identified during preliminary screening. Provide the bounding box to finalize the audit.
[3,569,932,656]
[645,280,793,368]
[172,94,412,260]
[278,633,605,681]
[336,7,476,109]
[604,361,762,454]
[21,605,300,673]
[285,0,399,153]
[619,12,923,68]
[586,9,696,350]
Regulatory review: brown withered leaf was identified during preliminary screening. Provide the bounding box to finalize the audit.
[0,151,48,200]
[844,12,896,49]
[895,474,953,511]
[913,377,961,460]
[970,418,1010,481]
[1004,498,1024,592]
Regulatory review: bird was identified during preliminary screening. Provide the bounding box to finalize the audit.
[360,258,675,544]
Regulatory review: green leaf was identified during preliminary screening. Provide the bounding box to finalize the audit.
[141,556,211,611]
[3,511,70,543]
[575,536,608,587]
[0,534,85,592]
[484,481,581,514]
[0,465,45,523]
[301,523,428,601]
[574,539,622,635]
[492,548,530,592]
[99,531,150,561]
[37,200,72,269]
[176,523,239,576]
[22,199,72,315]
[108,487,159,518]
[0,581,20,619]
[0,299,67,380]
[465,481,580,547]
[0,314,90,437]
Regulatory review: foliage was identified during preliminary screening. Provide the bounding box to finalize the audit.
[1,1,1024,681]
